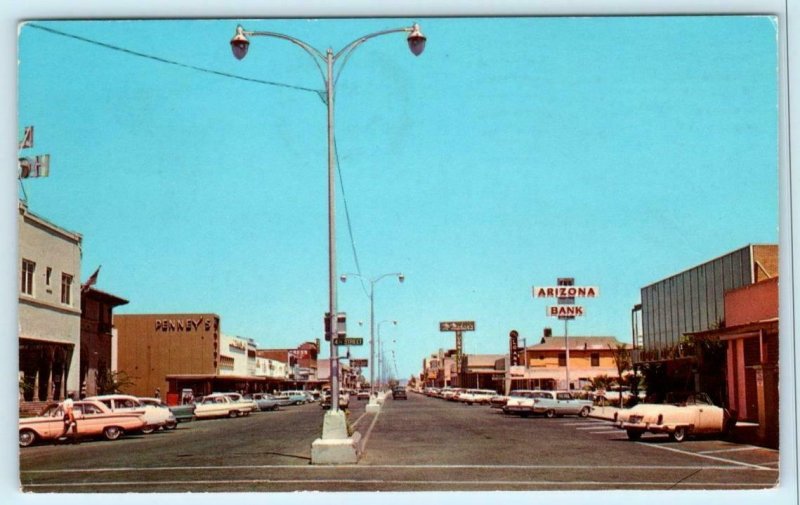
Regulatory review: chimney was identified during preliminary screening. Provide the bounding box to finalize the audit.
[543,327,552,338]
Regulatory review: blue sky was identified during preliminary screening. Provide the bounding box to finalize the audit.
[16,16,778,381]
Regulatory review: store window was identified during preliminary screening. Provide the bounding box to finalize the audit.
[558,353,566,367]
[591,353,600,367]
[21,259,35,295]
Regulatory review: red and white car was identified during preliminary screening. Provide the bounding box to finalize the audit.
[19,400,146,447]
[614,392,737,442]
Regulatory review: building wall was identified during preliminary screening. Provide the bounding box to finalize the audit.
[527,350,617,369]
[640,244,778,354]
[219,334,250,376]
[725,277,778,327]
[114,314,220,397]
[18,204,83,397]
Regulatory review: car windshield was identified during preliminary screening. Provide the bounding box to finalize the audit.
[39,404,62,417]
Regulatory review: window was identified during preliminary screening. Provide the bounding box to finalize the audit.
[591,353,600,367]
[61,273,73,305]
[558,353,566,366]
[21,259,35,295]
[46,267,52,286]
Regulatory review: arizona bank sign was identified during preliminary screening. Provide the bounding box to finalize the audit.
[533,286,599,298]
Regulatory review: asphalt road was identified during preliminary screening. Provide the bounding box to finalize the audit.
[18,392,779,492]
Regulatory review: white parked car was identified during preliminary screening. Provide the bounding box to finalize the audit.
[614,392,737,442]
[194,393,249,419]
[222,392,258,414]
[504,390,592,418]
[458,389,497,405]
[87,394,176,433]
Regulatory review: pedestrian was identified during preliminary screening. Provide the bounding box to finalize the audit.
[59,393,78,444]
[154,388,160,400]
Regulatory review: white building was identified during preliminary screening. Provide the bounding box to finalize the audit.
[18,202,82,402]
[219,334,250,377]
[254,357,289,380]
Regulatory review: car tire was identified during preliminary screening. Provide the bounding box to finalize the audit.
[670,427,687,443]
[467,402,473,406]
[141,426,155,435]
[579,407,590,418]
[520,412,530,418]
[229,410,239,418]
[545,409,555,419]
[19,429,37,447]
[626,429,643,441]
[103,426,122,441]
[166,421,177,430]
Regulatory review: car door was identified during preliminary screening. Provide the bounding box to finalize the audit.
[555,392,574,414]
[693,394,723,433]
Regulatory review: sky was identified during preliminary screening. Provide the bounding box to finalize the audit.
[14,16,778,382]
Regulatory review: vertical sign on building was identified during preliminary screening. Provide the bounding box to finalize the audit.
[439,321,475,380]
[509,330,519,366]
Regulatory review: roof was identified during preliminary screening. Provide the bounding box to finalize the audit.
[83,287,129,307]
[528,336,627,351]
[465,354,506,366]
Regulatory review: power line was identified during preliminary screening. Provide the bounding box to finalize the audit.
[27,22,370,290]
[27,23,325,99]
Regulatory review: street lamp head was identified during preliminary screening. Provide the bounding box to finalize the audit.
[398,273,405,283]
[407,24,426,56]
[340,274,348,283]
[230,25,250,60]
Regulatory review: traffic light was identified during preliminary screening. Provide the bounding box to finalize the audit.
[324,312,347,341]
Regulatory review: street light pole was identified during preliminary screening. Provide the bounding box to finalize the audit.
[378,319,398,390]
[341,273,403,397]
[231,23,425,425]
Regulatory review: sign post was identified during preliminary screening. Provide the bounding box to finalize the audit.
[533,280,599,390]
[439,321,475,386]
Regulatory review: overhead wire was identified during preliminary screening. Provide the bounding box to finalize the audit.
[26,22,369,294]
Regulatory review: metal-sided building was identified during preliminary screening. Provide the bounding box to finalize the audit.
[638,244,777,360]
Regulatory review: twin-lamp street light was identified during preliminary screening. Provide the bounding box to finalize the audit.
[230,23,425,462]
[340,273,403,399]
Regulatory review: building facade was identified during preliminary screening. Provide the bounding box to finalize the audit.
[114,313,221,401]
[516,334,629,391]
[80,287,128,397]
[18,203,82,404]
[638,244,777,360]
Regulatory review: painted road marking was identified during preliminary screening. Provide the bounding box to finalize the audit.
[698,447,763,455]
[358,407,381,455]
[635,442,775,471]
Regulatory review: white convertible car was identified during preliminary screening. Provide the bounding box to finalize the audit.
[614,392,737,442]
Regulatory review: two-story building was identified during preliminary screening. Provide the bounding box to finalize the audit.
[18,203,82,406]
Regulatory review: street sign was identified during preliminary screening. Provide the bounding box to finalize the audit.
[350,359,368,367]
[439,321,475,332]
[333,337,363,346]
[532,286,599,298]
[546,305,585,318]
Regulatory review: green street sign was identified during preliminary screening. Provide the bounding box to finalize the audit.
[333,337,363,346]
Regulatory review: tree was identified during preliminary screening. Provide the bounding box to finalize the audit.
[96,368,136,395]
[608,343,632,408]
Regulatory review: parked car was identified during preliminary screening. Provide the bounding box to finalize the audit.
[489,390,536,409]
[614,392,737,442]
[392,387,407,400]
[246,393,280,411]
[458,389,496,405]
[87,394,176,433]
[138,397,180,429]
[356,390,371,400]
[504,391,592,418]
[194,393,248,419]
[222,392,257,414]
[320,391,350,409]
[19,400,146,447]
[276,391,310,405]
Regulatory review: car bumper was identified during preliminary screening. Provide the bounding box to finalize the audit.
[616,421,673,434]
[503,405,534,414]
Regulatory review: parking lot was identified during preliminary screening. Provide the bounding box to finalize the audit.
[19,391,779,492]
